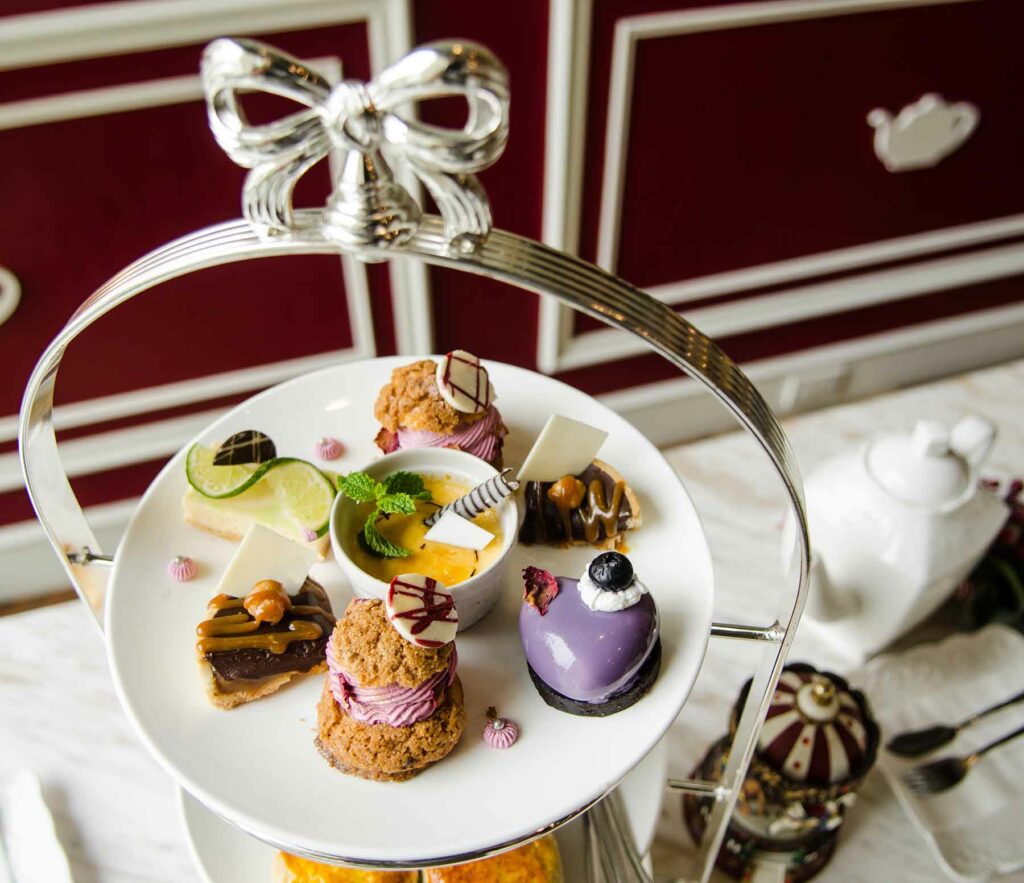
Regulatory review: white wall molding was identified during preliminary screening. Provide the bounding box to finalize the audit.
[0,0,381,71]
[1,0,433,441]
[0,347,363,446]
[556,237,1024,370]
[537,0,1012,376]
[0,406,229,495]
[599,300,1024,446]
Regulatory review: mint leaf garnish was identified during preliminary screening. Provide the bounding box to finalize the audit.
[342,470,432,556]
[338,472,377,502]
[378,493,417,516]
[363,515,410,558]
[383,471,426,496]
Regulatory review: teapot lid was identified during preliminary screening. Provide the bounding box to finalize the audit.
[757,666,872,785]
[866,420,971,506]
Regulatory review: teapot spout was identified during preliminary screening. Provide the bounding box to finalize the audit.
[805,555,859,622]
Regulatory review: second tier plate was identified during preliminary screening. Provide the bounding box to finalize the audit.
[105,357,713,868]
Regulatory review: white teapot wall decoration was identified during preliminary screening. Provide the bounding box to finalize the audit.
[785,417,1009,663]
[867,93,979,173]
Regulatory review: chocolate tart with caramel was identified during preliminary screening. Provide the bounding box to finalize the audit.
[196,578,335,710]
[518,459,642,550]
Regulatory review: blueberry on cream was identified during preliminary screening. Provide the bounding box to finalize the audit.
[578,551,648,612]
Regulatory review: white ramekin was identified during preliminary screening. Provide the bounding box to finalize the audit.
[330,447,518,630]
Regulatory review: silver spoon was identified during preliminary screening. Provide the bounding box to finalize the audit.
[887,687,1024,757]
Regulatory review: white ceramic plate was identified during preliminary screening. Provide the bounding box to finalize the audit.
[179,737,666,882]
[855,625,1024,881]
[106,357,713,867]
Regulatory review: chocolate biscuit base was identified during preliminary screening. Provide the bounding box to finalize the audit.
[518,459,643,550]
[315,678,465,782]
[197,579,335,710]
[527,638,661,717]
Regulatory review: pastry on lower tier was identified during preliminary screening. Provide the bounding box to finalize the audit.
[424,834,563,882]
[196,578,335,709]
[518,459,642,549]
[274,852,417,882]
[315,582,465,782]
[374,353,507,465]
[518,552,660,717]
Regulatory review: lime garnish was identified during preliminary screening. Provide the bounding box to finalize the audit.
[263,458,338,537]
[337,470,432,557]
[185,443,267,498]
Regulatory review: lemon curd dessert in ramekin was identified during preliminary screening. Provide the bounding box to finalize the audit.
[331,448,518,629]
[347,471,504,586]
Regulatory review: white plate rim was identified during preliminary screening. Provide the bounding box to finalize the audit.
[105,356,713,867]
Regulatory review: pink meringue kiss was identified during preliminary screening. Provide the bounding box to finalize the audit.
[167,556,197,582]
[483,716,520,749]
[314,437,344,460]
[301,527,319,543]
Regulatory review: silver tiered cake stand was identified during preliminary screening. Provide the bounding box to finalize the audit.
[19,38,809,883]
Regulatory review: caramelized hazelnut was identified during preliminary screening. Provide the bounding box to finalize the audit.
[547,475,586,510]
[243,579,292,625]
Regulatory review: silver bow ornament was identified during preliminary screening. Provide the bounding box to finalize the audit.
[201,37,510,255]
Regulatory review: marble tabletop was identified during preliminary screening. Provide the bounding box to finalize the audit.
[2,359,1023,882]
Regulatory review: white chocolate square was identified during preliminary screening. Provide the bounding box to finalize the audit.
[214,524,316,598]
[516,414,608,482]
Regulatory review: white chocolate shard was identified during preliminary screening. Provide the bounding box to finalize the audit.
[423,510,495,551]
[423,469,518,527]
[214,524,316,598]
[516,414,608,482]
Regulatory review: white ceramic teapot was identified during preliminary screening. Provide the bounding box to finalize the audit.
[789,417,1009,662]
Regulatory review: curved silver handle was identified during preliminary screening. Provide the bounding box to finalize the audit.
[18,214,809,878]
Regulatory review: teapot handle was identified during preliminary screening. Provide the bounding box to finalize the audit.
[950,415,996,472]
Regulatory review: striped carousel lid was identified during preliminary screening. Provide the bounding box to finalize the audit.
[757,667,869,785]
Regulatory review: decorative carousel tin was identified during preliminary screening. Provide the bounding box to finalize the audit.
[684,664,879,882]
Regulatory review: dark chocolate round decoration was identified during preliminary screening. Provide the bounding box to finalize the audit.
[588,551,634,592]
[213,430,276,465]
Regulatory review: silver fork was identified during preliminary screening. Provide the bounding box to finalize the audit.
[902,722,1024,795]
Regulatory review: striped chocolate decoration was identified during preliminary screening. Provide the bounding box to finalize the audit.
[424,468,519,527]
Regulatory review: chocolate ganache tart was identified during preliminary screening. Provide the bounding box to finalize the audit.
[196,578,336,710]
[519,459,642,550]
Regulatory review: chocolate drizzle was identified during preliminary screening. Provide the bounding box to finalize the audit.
[519,462,633,546]
[198,579,335,683]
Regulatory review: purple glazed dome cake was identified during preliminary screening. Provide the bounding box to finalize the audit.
[518,552,661,716]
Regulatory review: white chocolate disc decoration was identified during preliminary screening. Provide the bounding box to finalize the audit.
[386,573,458,648]
[436,350,495,414]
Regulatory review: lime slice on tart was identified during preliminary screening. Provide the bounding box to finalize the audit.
[263,458,338,537]
[185,443,267,498]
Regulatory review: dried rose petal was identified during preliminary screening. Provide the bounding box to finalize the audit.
[522,566,559,615]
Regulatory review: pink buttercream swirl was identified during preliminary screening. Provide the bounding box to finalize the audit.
[396,405,506,464]
[327,641,458,727]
